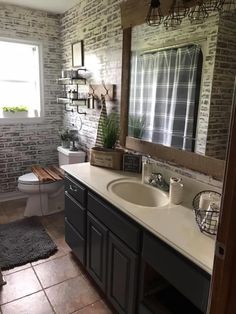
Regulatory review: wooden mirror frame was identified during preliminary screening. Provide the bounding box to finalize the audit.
[119,1,226,180]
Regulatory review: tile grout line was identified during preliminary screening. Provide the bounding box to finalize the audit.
[0,290,43,307]
[69,298,104,314]
[31,265,56,314]
[41,271,83,291]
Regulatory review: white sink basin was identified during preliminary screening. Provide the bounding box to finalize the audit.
[107,178,169,208]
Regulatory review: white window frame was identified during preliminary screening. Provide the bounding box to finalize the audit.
[0,37,44,124]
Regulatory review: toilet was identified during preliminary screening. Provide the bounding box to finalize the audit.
[18,147,86,217]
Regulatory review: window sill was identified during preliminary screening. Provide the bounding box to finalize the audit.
[0,117,45,125]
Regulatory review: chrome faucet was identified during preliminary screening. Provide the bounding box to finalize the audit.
[148,173,169,192]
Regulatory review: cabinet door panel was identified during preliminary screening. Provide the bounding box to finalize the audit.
[107,233,138,314]
[65,218,85,265]
[87,212,108,293]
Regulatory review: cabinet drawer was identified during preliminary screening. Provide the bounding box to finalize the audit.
[88,192,140,252]
[142,232,210,313]
[65,192,86,236]
[65,218,85,266]
[65,175,86,206]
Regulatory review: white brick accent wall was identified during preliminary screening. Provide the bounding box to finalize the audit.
[60,0,122,153]
[0,4,62,193]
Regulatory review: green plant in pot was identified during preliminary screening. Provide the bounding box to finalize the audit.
[59,128,71,149]
[101,113,119,149]
[3,105,28,117]
[3,105,28,113]
[129,114,146,139]
[91,113,124,170]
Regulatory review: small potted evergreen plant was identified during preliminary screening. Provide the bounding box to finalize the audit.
[90,113,124,170]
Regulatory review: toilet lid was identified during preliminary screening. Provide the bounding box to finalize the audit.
[18,173,39,185]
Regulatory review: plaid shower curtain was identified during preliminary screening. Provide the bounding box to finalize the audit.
[129,45,202,151]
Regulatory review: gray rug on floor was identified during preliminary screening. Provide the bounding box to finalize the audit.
[0,217,58,270]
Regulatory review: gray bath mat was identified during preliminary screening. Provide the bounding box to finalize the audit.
[0,217,57,270]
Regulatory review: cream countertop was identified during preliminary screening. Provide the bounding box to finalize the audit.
[62,162,217,275]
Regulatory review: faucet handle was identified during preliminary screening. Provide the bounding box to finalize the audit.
[151,172,163,181]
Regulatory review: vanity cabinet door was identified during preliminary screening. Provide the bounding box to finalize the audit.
[65,218,85,265]
[107,232,138,314]
[86,212,108,293]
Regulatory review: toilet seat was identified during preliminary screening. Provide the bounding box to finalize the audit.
[18,173,39,185]
[18,173,58,185]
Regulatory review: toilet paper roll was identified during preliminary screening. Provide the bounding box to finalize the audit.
[169,177,184,205]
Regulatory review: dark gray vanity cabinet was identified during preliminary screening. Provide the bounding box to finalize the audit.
[64,175,87,266]
[64,173,211,314]
[87,192,140,314]
[86,212,108,293]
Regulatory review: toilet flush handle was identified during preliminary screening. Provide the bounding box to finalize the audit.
[69,185,78,193]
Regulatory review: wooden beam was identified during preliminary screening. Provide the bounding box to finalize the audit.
[120,28,132,146]
[126,136,225,180]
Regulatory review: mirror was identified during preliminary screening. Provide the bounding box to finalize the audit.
[127,12,236,161]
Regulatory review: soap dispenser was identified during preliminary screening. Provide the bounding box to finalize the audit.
[142,156,152,184]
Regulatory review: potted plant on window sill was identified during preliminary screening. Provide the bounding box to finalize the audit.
[90,113,124,170]
[3,106,28,118]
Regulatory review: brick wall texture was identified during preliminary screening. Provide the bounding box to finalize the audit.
[0,1,234,193]
[61,0,122,153]
[0,4,62,193]
[207,15,236,159]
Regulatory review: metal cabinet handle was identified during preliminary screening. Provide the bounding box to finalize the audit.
[69,185,78,192]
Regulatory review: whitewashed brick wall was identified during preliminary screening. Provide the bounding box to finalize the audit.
[207,14,236,160]
[61,2,233,161]
[0,4,62,193]
[60,0,122,153]
[0,1,229,193]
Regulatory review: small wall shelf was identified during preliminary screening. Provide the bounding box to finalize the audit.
[58,76,88,114]
[58,78,87,85]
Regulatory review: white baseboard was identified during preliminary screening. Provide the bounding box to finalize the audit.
[0,191,26,203]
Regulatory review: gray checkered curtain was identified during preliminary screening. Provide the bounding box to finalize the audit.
[129,45,202,151]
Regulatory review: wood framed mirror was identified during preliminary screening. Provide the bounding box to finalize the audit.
[119,0,236,180]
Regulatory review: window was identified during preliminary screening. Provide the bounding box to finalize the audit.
[0,39,43,120]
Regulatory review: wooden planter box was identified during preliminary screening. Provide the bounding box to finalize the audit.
[90,147,124,170]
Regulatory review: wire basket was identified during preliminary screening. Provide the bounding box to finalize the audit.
[192,191,221,236]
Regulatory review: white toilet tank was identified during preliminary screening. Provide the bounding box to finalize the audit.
[57,146,86,166]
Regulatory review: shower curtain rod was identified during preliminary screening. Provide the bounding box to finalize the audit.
[137,37,207,55]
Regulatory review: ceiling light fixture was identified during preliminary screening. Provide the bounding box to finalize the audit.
[146,0,164,26]
[188,0,209,24]
[164,0,189,30]
[204,0,224,12]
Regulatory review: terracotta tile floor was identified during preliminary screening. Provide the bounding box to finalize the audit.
[0,200,113,314]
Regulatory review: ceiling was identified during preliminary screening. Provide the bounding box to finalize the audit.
[0,0,80,13]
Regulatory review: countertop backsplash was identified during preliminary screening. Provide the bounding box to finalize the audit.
[143,157,223,208]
